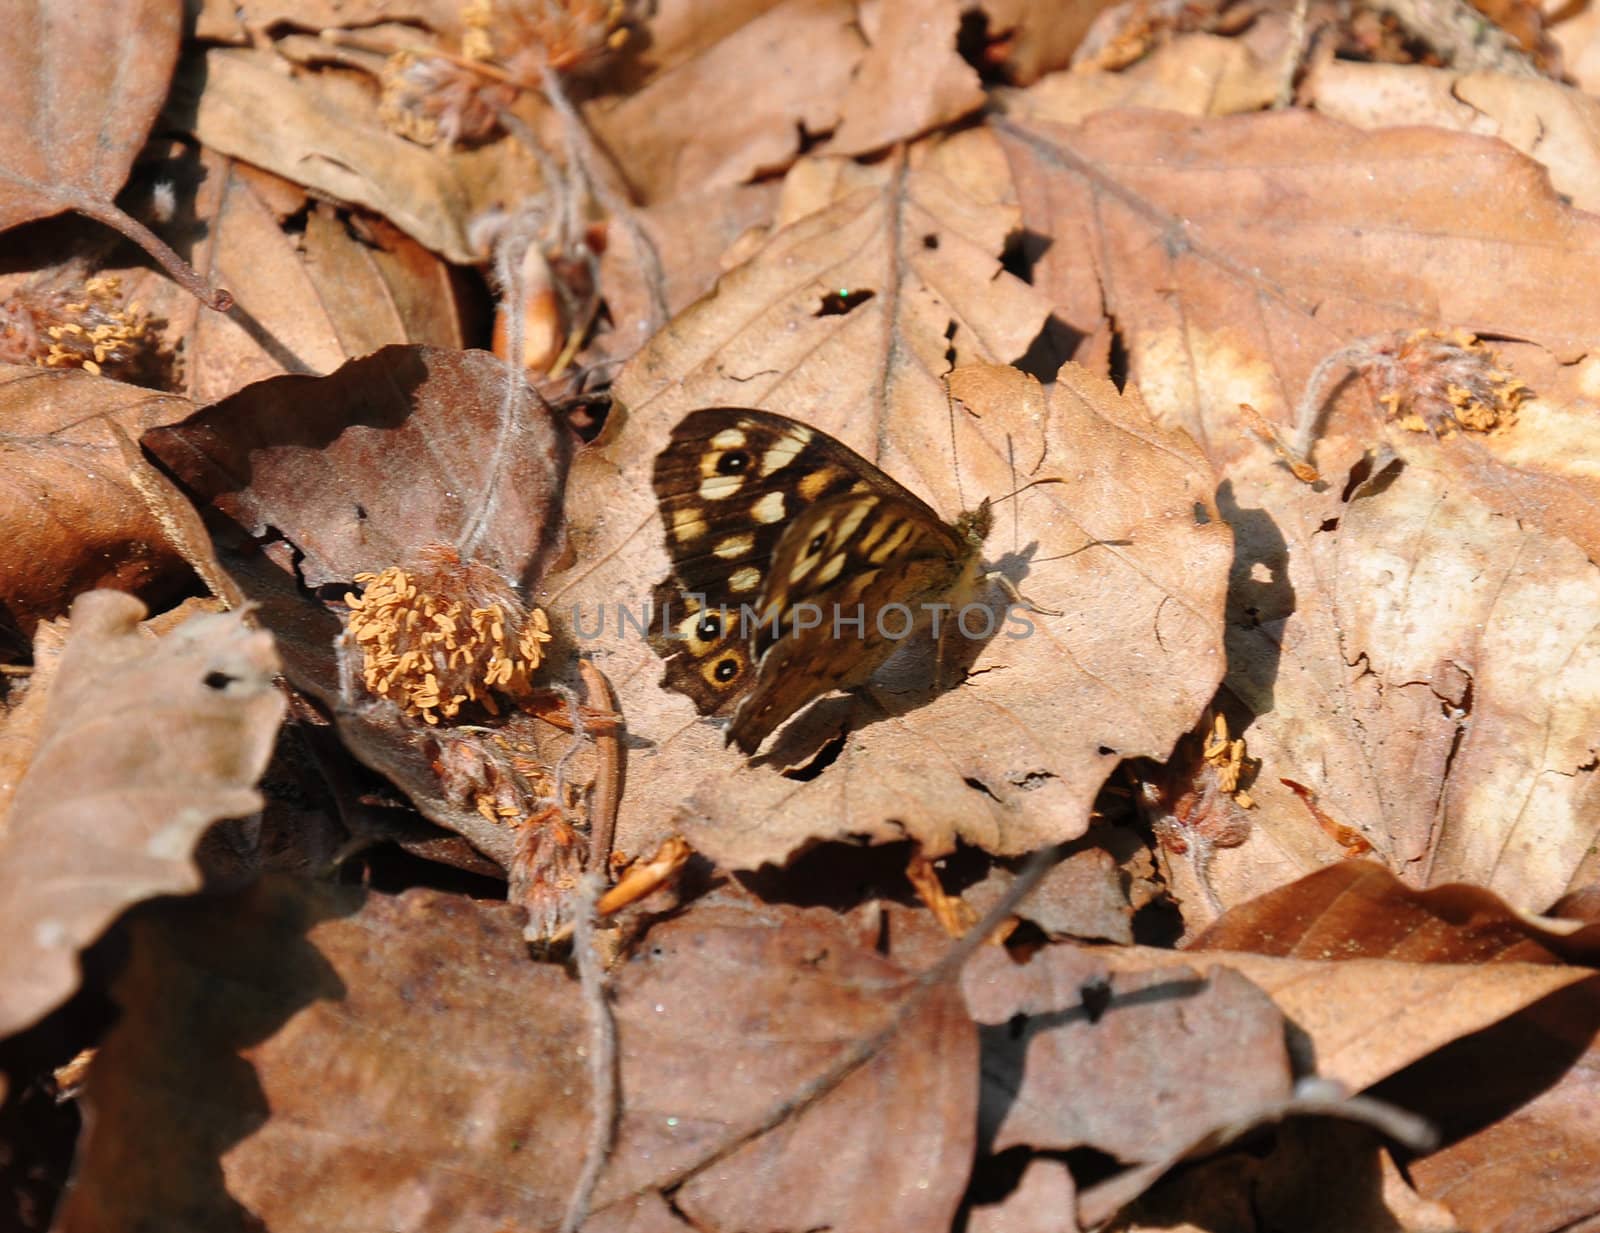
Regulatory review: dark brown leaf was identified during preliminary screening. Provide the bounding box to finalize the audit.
[0,365,196,646]
[62,882,976,1233]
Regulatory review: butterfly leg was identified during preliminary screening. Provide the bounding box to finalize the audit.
[985,569,1063,618]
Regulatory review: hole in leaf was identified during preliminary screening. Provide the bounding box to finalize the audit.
[815,288,875,316]
[922,233,940,250]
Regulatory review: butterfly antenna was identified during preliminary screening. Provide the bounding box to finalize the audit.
[945,377,967,512]
[1007,434,1021,555]
[990,476,1068,505]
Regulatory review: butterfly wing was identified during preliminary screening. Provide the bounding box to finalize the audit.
[648,407,939,718]
[727,491,980,754]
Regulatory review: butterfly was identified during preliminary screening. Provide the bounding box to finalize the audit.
[647,407,999,755]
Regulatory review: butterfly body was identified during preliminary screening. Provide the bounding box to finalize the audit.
[649,407,993,754]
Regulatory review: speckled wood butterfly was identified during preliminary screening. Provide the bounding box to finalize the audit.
[648,407,997,755]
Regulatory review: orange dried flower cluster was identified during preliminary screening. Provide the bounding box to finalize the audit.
[1370,329,1526,436]
[0,275,165,384]
[343,561,552,724]
[380,0,636,146]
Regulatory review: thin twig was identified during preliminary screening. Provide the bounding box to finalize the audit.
[577,659,621,876]
[560,872,618,1233]
[534,56,669,330]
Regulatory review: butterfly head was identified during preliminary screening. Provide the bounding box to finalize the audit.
[955,498,993,552]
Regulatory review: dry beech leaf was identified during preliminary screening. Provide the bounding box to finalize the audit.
[0,2,180,235]
[995,108,1600,556]
[994,108,1600,915]
[1307,63,1600,214]
[0,3,221,309]
[1174,947,1586,1095]
[821,0,985,157]
[542,161,1228,869]
[595,180,782,365]
[586,0,864,203]
[1000,34,1280,123]
[191,0,458,42]
[967,1158,1080,1233]
[0,365,197,644]
[0,591,284,1039]
[963,946,1295,1163]
[1373,979,1600,1233]
[966,846,1134,943]
[174,47,545,264]
[62,881,974,1233]
[143,346,574,869]
[100,145,467,404]
[1219,461,1600,918]
[1194,863,1600,1230]
[0,614,70,831]
[144,347,567,595]
[1195,860,1600,964]
[972,0,1111,86]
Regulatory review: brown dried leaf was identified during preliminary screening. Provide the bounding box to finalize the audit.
[62,882,975,1233]
[995,108,1600,917]
[544,162,1227,870]
[1308,63,1600,215]
[1228,461,1598,918]
[997,110,1600,552]
[0,1,180,233]
[0,365,196,644]
[0,591,283,1039]
[1201,868,1600,1231]
[1000,34,1280,122]
[822,0,985,157]
[1195,860,1600,964]
[175,47,545,264]
[586,0,864,203]
[973,0,1113,85]
[1375,979,1600,1233]
[963,946,1295,1162]
[97,146,467,404]
[144,347,568,593]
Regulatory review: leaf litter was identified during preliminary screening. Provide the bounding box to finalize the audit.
[4,1,1600,1230]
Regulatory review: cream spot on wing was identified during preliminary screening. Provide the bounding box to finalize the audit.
[753,491,787,523]
[870,521,914,562]
[699,473,743,501]
[714,533,754,559]
[834,496,878,543]
[759,426,812,476]
[798,467,839,500]
[673,507,708,541]
[857,513,892,554]
[816,552,847,585]
[729,566,762,593]
[711,427,747,450]
[788,555,815,584]
[850,481,872,494]
[841,569,881,605]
